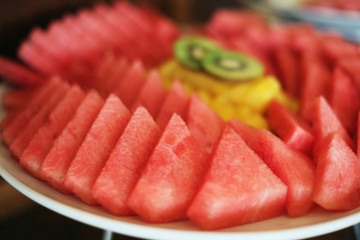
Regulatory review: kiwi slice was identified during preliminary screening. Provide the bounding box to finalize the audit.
[174,36,220,70]
[201,50,264,81]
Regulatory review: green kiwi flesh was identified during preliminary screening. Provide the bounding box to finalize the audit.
[174,36,220,70]
[201,50,264,81]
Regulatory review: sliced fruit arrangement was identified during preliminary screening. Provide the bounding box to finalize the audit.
[1,0,360,232]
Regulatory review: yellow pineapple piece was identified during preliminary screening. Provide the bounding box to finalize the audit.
[242,76,281,113]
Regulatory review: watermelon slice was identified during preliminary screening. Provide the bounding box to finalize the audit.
[312,96,355,160]
[299,52,331,123]
[267,100,315,156]
[187,126,287,230]
[99,57,129,98]
[248,129,316,217]
[127,114,209,223]
[91,106,161,215]
[2,77,62,146]
[39,90,104,193]
[271,46,299,97]
[2,88,34,111]
[185,94,225,152]
[312,132,360,211]
[9,81,70,159]
[328,67,360,134]
[130,70,167,118]
[156,80,189,129]
[338,56,360,93]
[0,56,44,86]
[20,85,85,177]
[17,40,63,75]
[64,94,131,204]
[113,60,147,108]
[228,118,259,143]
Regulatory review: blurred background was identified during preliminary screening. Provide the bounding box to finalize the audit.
[0,0,359,239]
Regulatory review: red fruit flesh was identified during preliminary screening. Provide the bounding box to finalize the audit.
[312,96,355,160]
[39,90,104,193]
[247,129,316,217]
[20,85,85,177]
[156,80,189,130]
[91,106,161,216]
[127,114,209,223]
[0,56,44,86]
[64,94,131,204]
[9,81,70,159]
[267,100,315,156]
[130,70,167,118]
[312,132,360,211]
[186,94,225,152]
[187,126,287,230]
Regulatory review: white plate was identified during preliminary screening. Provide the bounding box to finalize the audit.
[1,86,360,240]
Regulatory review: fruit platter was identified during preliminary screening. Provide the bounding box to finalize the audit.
[1,1,360,239]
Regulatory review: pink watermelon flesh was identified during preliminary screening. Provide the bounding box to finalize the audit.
[112,2,169,65]
[64,94,131,204]
[2,88,34,111]
[299,52,331,123]
[187,126,287,230]
[267,100,315,156]
[321,38,360,67]
[130,70,167,118]
[99,57,129,98]
[338,56,360,93]
[18,40,63,75]
[312,132,360,211]
[0,56,44,86]
[228,118,259,143]
[113,60,147,108]
[61,15,103,66]
[156,80,189,130]
[271,46,299,97]
[9,80,70,158]
[29,28,71,69]
[312,96,355,160]
[328,67,360,135]
[185,94,225,152]
[20,85,85,177]
[92,51,117,91]
[127,114,209,223]
[39,90,104,193]
[2,77,62,145]
[247,129,316,218]
[94,4,156,65]
[91,106,161,216]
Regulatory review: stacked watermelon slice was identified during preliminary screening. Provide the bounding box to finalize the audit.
[1,0,360,231]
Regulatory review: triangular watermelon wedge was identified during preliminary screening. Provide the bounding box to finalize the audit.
[20,85,85,177]
[312,132,360,211]
[39,90,104,193]
[299,52,331,123]
[130,70,167,118]
[113,60,147,108]
[187,126,287,230]
[0,56,44,86]
[2,77,62,146]
[91,106,161,216]
[328,67,360,135]
[186,94,225,152]
[9,81,70,159]
[64,94,131,204]
[155,80,189,130]
[267,100,315,156]
[312,96,355,160]
[127,114,209,223]
[247,129,316,218]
